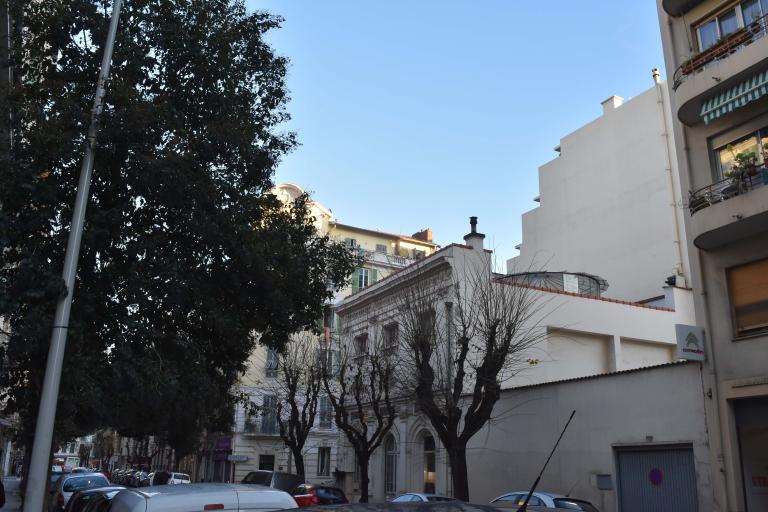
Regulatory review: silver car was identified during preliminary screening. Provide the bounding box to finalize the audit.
[109,483,298,512]
[51,473,111,512]
[390,493,458,503]
[491,491,599,511]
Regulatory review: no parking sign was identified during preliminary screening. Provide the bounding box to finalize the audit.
[648,467,664,486]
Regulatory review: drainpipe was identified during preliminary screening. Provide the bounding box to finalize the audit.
[653,69,687,282]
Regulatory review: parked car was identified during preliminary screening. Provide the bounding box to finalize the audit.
[150,471,172,486]
[64,486,125,512]
[70,468,90,474]
[391,494,458,503]
[109,483,298,512]
[167,473,191,485]
[241,470,303,492]
[491,492,599,511]
[50,473,111,512]
[136,472,150,487]
[291,484,349,507]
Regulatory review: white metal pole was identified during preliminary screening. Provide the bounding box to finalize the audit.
[23,1,123,510]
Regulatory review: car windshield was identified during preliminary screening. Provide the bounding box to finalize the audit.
[553,498,600,512]
[63,476,109,493]
[242,472,272,485]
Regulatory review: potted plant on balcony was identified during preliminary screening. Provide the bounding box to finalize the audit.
[724,145,759,195]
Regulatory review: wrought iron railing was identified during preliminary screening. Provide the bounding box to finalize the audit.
[673,13,768,90]
[689,167,768,215]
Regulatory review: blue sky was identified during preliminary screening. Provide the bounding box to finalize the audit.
[247,1,665,265]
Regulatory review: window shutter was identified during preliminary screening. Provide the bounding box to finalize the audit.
[370,268,378,284]
[351,268,360,292]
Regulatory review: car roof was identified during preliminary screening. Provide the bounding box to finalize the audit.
[313,503,510,512]
[492,491,563,499]
[75,487,126,495]
[60,473,110,485]
[112,483,297,512]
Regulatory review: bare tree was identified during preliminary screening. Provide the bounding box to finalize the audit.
[322,326,397,502]
[396,260,547,501]
[273,333,323,480]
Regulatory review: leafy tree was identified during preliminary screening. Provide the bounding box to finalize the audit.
[0,0,356,473]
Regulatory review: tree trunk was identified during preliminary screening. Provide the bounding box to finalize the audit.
[291,448,305,481]
[448,444,469,502]
[358,455,370,503]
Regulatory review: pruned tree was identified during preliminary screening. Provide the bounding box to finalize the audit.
[322,325,397,502]
[396,258,547,501]
[273,332,323,480]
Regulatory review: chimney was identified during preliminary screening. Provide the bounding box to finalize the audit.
[600,95,624,114]
[411,228,433,243]
[463,216,485,251]
[652,67,661,84]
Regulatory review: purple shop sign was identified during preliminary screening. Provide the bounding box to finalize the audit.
[214,437,232,451]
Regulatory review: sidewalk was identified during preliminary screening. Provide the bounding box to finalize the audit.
[3,477,22,511]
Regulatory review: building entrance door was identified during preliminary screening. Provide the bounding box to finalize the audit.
[735,397,768,511]
[615,445,697,512]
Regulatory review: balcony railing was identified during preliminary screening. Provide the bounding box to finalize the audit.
[673,13,768,90]
[242,418,279,436]
[689,167,768,215]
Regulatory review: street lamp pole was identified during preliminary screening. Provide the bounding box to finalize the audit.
[23,1,123,510]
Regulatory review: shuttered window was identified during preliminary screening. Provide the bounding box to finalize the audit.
[727,258,768,336]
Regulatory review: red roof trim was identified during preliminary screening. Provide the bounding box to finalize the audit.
[494,281,676,312]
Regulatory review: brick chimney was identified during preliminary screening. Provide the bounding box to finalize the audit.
[411,228,433,243]
[463,216,485,251]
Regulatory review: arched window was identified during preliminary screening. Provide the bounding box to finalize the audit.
[384,434,397,495]
[423,433,436,494]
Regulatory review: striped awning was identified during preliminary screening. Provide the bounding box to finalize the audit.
[700,68,768,124]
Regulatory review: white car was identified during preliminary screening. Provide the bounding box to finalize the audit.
[109,483,298,512]
[390,493,457,502]
[50,472,111,512]
[168,472,191,485]
[491,491,599,511]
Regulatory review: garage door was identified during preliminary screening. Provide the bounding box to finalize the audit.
[616,445,698,512]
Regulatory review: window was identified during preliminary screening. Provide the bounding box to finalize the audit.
[265,348,279,378]
[423,433,436,494]
[261,395,278,434]
[354,334,368,357]
[358,268,370,289]
[344,238,357,248]
[714,125,768,178]
[316,348,339,376]
[317,447,331,476]
[244,411,257,433]
[696,1,768,51]
[383,324,399,356]
[727,258,768,336]
[376,244,388,254]
[319,396,333,429]
[259,454,275,471]
[384,435,397,495]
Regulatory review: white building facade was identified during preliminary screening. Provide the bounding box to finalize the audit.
[508,80,690,302]
[333,224,702,509]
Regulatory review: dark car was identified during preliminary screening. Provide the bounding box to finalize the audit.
[241,470,303,493]
[310,502,556,512]
[292,484,349,507]
[64,487,125,512]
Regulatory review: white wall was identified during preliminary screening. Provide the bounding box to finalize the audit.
[466,362,713,512]
[507,84,689,302]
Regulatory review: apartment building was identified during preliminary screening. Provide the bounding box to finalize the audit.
[507,80,690,302]
[229,183,438,485]
[657,1,768,510]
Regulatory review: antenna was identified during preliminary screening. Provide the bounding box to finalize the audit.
[517,410,576,512]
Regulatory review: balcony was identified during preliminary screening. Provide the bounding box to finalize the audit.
[355,248,417,268]
[688,167,768,249]
[662,0,704,16]
[673,14,768,125]
[689,168,768,215]
[242,418,280,437]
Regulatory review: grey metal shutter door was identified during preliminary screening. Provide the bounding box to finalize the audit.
[616,446,698,512]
